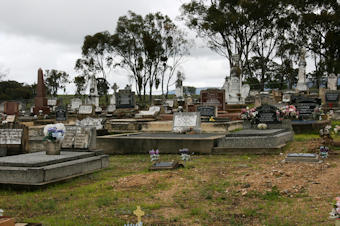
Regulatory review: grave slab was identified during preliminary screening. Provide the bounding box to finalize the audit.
[284,153,320,163]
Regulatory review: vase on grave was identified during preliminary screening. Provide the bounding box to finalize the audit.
[46,140,61,155]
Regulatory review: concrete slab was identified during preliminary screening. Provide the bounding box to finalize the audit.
[227,129,285,137]
[0,151,95,167]
[0,151,109,185]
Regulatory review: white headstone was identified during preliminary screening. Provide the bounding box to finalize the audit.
[71,98,82,111]
[328,73,338,91]
[47,99,57,106]
[173,112,201,133]
[296,48,308,91]
[78,105,93,115]
[107,105,116,113]
[135,106,160,118]
[76,117,104,130]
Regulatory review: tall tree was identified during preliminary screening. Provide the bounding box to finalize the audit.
[110,11,190,105]
[44,69,70,96]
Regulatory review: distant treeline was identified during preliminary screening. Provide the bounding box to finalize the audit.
[0,80,35,100]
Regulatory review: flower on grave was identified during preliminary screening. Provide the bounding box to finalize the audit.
[43,123,66,142]
[179,148,192,161]
[319,146,329,159]
[240,107,258,121]
[280,105,298,119]
[330,196,340,219]
[149,149,160,162]
[257,123,268,130]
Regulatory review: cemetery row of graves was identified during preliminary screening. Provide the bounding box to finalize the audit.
[0,57,339,225]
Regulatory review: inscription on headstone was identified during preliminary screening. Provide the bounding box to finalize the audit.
[173,112,201,133]
[197,106,216,117]
[74,133,89,149]
[325,92,339,102]
[47,99,57,106]
[56,106,67,121]
[256,105,280,124]
[0,129,23,145]
[78,105,93,115]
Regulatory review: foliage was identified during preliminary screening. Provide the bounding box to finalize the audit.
[0,80,34,100]
[73,75,86,95]
[44,69,70,96]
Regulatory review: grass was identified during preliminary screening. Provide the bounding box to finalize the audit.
[0,135,339,225]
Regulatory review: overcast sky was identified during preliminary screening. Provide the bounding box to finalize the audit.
[0,0,318,94]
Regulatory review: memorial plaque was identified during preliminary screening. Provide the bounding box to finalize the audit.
[173,112,201,133]
[0,129,23,145]
[47,99,57,106]
[292,96,320,118]
[325,92,339,102]
[6,115,16,123]
[56,106,67,121]
[61,132,75,149]
[255,104,280,124]
[200,89,225,111]
[197,106,216,117]
[78,105,94,115]
[74,133,89,149]
[149,161,183,171]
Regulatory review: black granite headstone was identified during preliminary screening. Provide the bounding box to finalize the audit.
[292,96,320,118]
[197,106,215,117]
[325,92,339,102]
[255,104,280,124]
[56,106,67,121]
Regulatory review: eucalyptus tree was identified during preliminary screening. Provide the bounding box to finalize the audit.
[44,69,69,96]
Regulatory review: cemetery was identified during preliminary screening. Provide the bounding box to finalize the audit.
[0,0,339,225]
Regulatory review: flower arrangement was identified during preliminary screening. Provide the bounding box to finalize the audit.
[280,105,299,119]
[179,148,192,161]
[319,146,329,159]
[329,197,340,219]
[240,107,258,122]
[43,123,66,142]
[149,149,159,162]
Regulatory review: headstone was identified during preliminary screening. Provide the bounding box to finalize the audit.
[5,115,15,123]
[70,98,82,112]
[61,125,96,150]
[55,106,67,121]
[285,153,320,163]
[85,75,100,107]
[296,48,308,92]
[200,89,225,111]
[135,106,161,118]
[222,54,250,104]
[107,105,116,113]
[33,68,50,115]
[47,98,57,107]
[328,73,338,91]
[0,129,22,145]
[173,112,201,133]
[78,105,94,115]
[116,85,136,109]
[255,104,280,124]
[325,92,339,102]
[197,106,216,117]
[76,117,104,130]
[292,96,320,118]
[4,101,19,115]
[149,161,183,170]
[175,74,184,100]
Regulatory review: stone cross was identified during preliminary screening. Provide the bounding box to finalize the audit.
[133,206,144,224]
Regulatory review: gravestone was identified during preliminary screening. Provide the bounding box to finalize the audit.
[149,161,183,171]
[70,98,82,112]
[197,106,216,117]
[78,105,94,115]
[33,68,50,115]
[255,104,280,124]
[4,102,20,115]
[76,117,104,130]
[56,106,67,121]
[86,75,100,107]
[296,48,308,92]
[285,153,320,163]
[47,98,57,107]
[61,125,96,150]
[116,85,136,109]
[173,112,201,133]
[6,115,15,123]
[327,73,338,91]
[0,124,28,155]
[135,106,161,118]
[325,91,340,109]
[107,105,116,113]
[292,96,320,119]
[200,89,225,111]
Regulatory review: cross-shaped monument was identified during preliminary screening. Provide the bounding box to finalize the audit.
[133,206,144,224]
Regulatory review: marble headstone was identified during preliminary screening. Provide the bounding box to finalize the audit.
[328,73,338,91]
[173,112,201,133]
